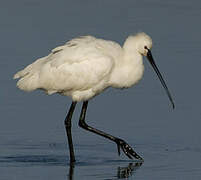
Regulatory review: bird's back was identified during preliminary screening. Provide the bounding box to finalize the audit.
[14,36,123,101]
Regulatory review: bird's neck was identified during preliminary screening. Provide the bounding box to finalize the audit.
[109,49,144,88]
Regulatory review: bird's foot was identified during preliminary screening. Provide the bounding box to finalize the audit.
[115,138,143,161]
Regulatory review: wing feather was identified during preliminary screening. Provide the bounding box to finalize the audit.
[14,35,121,96]
[39,51,114,92]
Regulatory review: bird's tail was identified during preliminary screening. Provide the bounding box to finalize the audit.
[13,57,47,92]
[14,70,39,92]
[13,69,29,79]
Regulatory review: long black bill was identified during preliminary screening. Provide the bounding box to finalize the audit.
[146,49,175,109]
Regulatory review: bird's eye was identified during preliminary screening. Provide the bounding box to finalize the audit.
[144,46,148,49]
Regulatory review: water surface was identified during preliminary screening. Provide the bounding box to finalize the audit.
[1,0,201,179]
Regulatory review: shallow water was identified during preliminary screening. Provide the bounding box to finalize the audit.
[1,140,201,179]
[1,0,201,179]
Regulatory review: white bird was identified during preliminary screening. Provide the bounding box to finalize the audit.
[14,32,174,163]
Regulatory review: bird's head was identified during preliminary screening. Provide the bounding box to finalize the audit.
[123,32,152,56]
[125,32,175,109]
[135,32,153,56]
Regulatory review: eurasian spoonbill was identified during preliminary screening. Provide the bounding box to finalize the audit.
[14,32,174,163]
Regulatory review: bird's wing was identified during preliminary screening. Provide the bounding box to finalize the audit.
[14,36,120,94]
[13,36,96,79]
[38,36,116,92]
[13,56,48,79]
[48,36,100,67]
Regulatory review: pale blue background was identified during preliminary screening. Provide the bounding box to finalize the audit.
[1,0,201,179]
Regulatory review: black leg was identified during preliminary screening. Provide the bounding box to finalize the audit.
[78,101,143,160]
[64,101,77,163]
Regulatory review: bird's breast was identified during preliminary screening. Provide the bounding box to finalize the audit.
[109,61,144,89]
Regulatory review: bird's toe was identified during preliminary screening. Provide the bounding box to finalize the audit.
[115,138,143,160]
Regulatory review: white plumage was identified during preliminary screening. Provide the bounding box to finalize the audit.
[14,33,152,101]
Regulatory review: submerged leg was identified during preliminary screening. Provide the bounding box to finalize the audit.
[64,101,77,163]
[78,101,143,160]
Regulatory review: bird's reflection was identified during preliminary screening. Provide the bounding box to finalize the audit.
[117,162,143,179]
[67,161,143,180]
[68,162,75,180]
